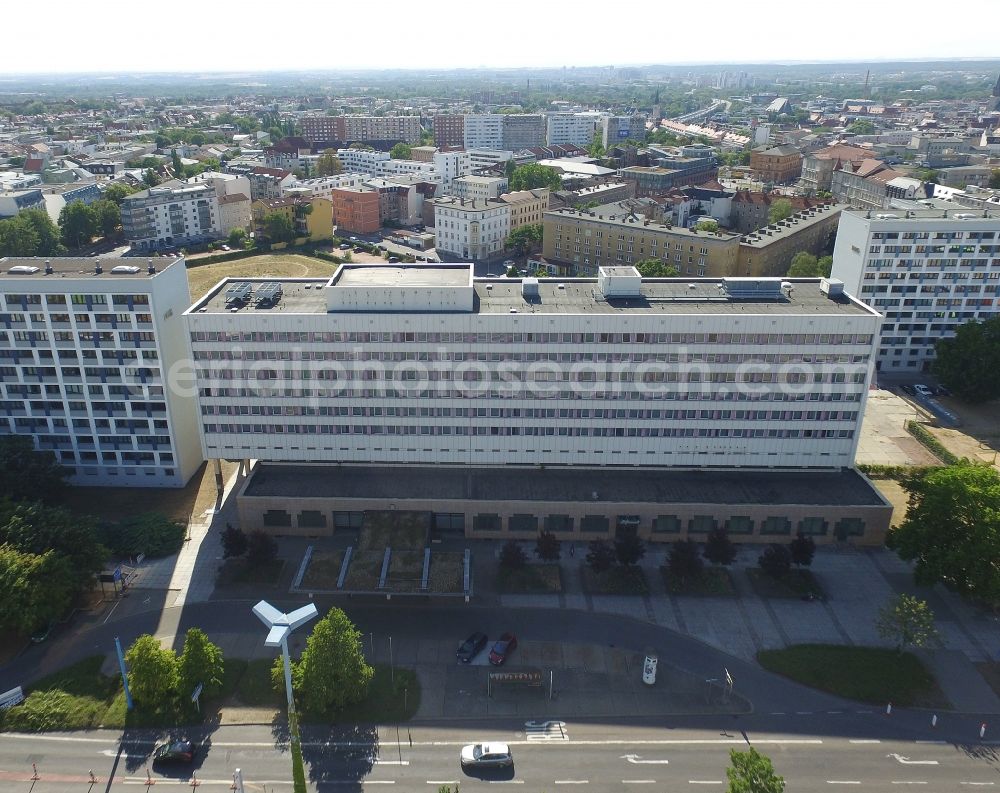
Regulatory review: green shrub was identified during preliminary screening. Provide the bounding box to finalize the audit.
[905,421,960,465]
[4,690,88,732]
[857,463,935,480]
[101,512,186,557]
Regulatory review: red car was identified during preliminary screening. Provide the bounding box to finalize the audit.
[489,632,517,665]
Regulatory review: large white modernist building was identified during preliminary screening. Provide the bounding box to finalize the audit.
[831,208,1000,371]
[120,182,222,251]
[0,256,202,486]
[186,265,879,470]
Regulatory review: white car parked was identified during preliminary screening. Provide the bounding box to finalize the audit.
[460,742,513,769]
[914,384,933,397]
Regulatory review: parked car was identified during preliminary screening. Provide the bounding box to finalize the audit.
[152,737,199,765]
[388,256,400,263]
[914,384,933,397]
[900,384,917,396]
[339,243,351,250]
[933,385,951,397]
[460,742,513,769]
[457,631,488,663]
[489,632,517,665]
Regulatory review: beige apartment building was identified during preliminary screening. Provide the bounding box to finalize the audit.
[543,205,741,277]
[736,203,845,277]
[500,188,549,231]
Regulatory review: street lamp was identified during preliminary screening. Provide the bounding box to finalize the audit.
[252,599,318,715]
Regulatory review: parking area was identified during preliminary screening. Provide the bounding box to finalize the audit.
[855,389,939,467]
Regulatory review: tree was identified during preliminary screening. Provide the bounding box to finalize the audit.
[102,182,135,206]
[509,163,562,192]
[667,539,704,582]
[914,168,939,183]
[506,264,519,277]
[614,526,646,567]
[587,131,605,159]
[758,544,792,579]
[155,134,171,149]
[846,120,876,135]
[635,259,680,277]
[58,201,97,249]
[178,628,225,698]
[931,315,1000,402]
[0,215,40,257]
[704,528,737,567]
[817,255,833,276]
[246,530,278,568]
[263,211,296,243]
[316,151,343,176]
[0,436,68,502]
[143,169,161,187]
[726,747,785,793]
[789,531,815,567]
[290,607,374,715]
[125,634,179,710]
[91,200,121,238]
[390,143,412,160]
[876,594,938,653]
[535,530,561,562]
[20,208,63,255]
[768,199,794,224]
[504,159,517,180]
[0,545,74,635]
[586,539,616,574]
[694,219,719,233]
[500,539,528,569]
[171,149,183,175]
[786,251,832,277]
[990,169,1000,190]
[886,461,1000,604]
[221,523,248,558]
[227,227,249,249]
[504,223,543,256]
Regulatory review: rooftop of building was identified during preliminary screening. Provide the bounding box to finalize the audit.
[0,256,183,282]
[546,202,742,240]
[187,267,874,318]
[739,203,846,248]
[844,206,1000,221]
[430,196,505,211]
[242,463,887,507]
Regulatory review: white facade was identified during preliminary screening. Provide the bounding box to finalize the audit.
[452,175,508,201]
[376,159,440,184]
[288,173,367,201]
[463,115,505,150]
[546,112,604,146]
[187,171,252,200]
[433,150,472,193]
[432,198,510,260]
[467,149,514,171]
[120,183,222,251]
[0,256,202,487]
[184,266,879,470]
[831,208,1000,371]
[335,148,391,175]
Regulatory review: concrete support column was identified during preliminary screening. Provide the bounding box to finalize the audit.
[213,457,224,493]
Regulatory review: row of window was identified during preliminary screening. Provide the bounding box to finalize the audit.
[190,331,876,346]
[204,422,855,439]
[2,294,150,308]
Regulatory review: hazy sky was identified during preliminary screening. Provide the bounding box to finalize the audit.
[4,0,999,74]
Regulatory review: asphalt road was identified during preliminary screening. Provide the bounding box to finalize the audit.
[1,719,997,792]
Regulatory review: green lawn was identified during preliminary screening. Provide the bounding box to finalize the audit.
[496,564,563,594]
[581,565,649,595]
[302,665,420,724]
[662,566,737,596]
[0,656,119,731]
[217,558,286,587]
[758,644,950,708]
[747,567,826,599]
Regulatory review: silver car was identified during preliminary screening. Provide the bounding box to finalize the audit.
[460,742,513,769]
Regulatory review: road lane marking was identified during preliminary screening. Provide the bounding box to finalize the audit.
[887,753,939,765]
[891,782,927,785]
[487,781,524,784]
[373,760,410,765]
[688,781,724,785]
[915,740,946,745]
[621,781,657,785]
[960,784,996,787]
[426,783,458,786]
[849,739,881,744]
[795,711,813,715]
[622,754,669,764]
[827,782,862,785]
[525,720,569,742]
[826,711,843,715]
[554,781,589,784]
[770,712,785,715]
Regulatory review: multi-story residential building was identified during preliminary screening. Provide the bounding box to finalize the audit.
[301,116,421,145]
[185,264,889,544]
[463,115,505,150]
[499,188,549,231]
[286,174,367,202]
[228,166,296,201]
[217,193,252,237]
[546,112,604,146]
[335,148,391,175]
[620,165,714,198]
[121,182,221,251]
[431,197,510,260]
[364,178,424,227]
[831,208,1000,372]
[451,175,508,201]
[543,203,741,277]
[749,145,803,184]
[410,146,438,163]
[187,171,252,202]
[331,187,381,234]
[799,144,873,194]
[263,137,312,172]
[432,150,472,191]
[736,203,845,277]
[0,189,45,218]
[934,165,993,189]
[502,114,546,150]
[433,114,465,148]
[730,192,831,234]
[252,196,333,243]
[299,116,344,144]
[467,149,514,171]
[830,159,915,210]
[601,115,646,147]
[0,256,201,486]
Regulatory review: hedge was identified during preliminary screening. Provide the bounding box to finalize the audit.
[905,421,961,465]
[857,463,934,481]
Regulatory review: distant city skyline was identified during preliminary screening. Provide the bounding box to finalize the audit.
[2,0,999,76]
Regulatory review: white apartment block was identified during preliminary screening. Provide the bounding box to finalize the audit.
[546,112,604,146]
[287,174,367,201]
[451,175,509,201]
[463,115,505,150]
[121,182,221,251]
[433,150,472,192]
[375,159,440,184]
[335,148,391,175]
[467,149,514,171]
[186,171,252,200]
[184,266,879,471]
[431,198,510,260]
[831,208,1000,372]
[0,256,202,487]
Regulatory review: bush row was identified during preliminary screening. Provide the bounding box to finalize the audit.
[905,421,961,465]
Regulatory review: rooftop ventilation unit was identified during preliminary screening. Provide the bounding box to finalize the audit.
[225,282,253,305]
[598,266,642,298]
[820,277,845,298]
[720,277,786,300]
[111,265,141,274]
[254,282,283,307]
[521,277,539,300]
[7,265,40,275]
